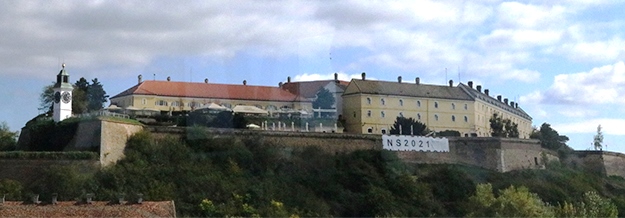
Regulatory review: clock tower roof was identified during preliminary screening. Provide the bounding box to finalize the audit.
[54,63,73,89]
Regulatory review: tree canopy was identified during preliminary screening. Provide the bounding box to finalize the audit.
[593,125,604,151]
[390,116,428,135]
[530,123,571,152]
[39,77,109,115]
[0,121,18,151]
[312,87,335,109]
[489,113,519,138]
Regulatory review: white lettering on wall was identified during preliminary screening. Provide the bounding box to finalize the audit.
[382,135,450,152]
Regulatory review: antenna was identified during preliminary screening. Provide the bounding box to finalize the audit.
[153,73,156,81]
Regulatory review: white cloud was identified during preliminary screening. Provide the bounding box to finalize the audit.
[522,61,625,105]
[553,118,625,135]
[293,72,374,82]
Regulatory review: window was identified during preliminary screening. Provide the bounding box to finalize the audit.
[381,98,385,105]
[156,100,168,106]
[417,101,421,107]
[464,116,468,122]
[452,115,456,122]
[381,129,387,134]
[367,127,373,134]
[434,102,438,108]
[464,104,468,110]
[366,97,371,105]
[381,111,385,118]
[399,112,404,117]
[142,98,147,105]
[171,101,181,107]
[417,113,421,120]
[353,111,356,117]
[434,114,439,121]
[189,102,201,108]
[399,99,403,106]
[452,103,455,110]
[367,110,372,117]
[266,105,278,111]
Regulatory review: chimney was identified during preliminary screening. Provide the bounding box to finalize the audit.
[137,194,143,204]
[204,78,208,83]
[476,85,482,92]
[468,81,473,88]
[52,193,58,205]
[510,101,515,107]
[515,102,519,108]
[504,98,509,105]
[31,194,41,204]
[449,80,453,87]
[166,76,171,81]
[243,80,247,85]
[415,77,420,85]
[278,82,283,88]
[361,72,366,80]
[334,73,338,81]
[287,76,291,83]
[86,193,93,204]
[398,76,402,83]
[138,75,142,84]
[497,95,502,101]
[484,89,489,96]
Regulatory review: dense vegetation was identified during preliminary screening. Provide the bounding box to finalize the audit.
[0,127,622,217]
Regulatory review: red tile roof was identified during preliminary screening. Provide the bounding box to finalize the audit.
[111,81,310,102]
[281,80,349,99]
[0,201,176,217]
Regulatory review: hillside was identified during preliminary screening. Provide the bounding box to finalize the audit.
[2,127,624,217]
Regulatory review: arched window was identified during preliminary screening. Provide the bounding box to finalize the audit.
[381,111,385,118]
[452,115,456,122]
[399,112,404,117]
[434,114,439,121]
[381,129,387,134]
[417,101,421,107]
[464,116,468,122]
[155,100,168,106]
[399,99,404,106]
[464,104,468,110]
[381,98,385,105]
[366,97,372,105]
[452,103,456,110]
[353,111,356,117]
[434,102,438,108]
[417,113,421,120]
[367,110,372,117]
[171,101,181,107]
[367,127,373,134]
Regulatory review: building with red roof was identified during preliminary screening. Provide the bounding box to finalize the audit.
[110,76,311,116]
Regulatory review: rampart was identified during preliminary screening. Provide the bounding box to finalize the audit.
[147,126,556,172]
[573,151,625,178]
[0,159,99,185]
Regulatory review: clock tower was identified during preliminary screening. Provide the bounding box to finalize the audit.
[53,63,73,122]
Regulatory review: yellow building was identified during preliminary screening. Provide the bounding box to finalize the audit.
[342,75,532,138]
[110,76,311,115]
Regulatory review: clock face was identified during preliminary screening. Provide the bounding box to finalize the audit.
[54,92,61,103]
[62,92,72,103]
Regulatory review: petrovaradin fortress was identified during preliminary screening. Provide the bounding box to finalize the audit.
[4,119,624,185]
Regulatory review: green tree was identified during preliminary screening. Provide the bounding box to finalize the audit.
[531,123,571,152]
[593,125,604,151]
[312,87,335,109]
[468,183,555,217]
[0,121,18,151]
[38,78,109,114]
[390,116,428,135]
[87,78,109,111]
[555,191,618,217]
[489,113,519,138]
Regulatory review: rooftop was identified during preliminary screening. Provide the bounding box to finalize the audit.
[111,80,310,103]
[281,79,349,98]
[343,79,473,101]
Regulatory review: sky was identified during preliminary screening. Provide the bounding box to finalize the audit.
[1,0,625,152]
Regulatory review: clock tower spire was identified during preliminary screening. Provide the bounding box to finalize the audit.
[53,63,73,122]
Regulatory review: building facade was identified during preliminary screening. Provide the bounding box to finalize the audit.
[342,75,532,138]
[280,73,349,118]
[110,76,311,115]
